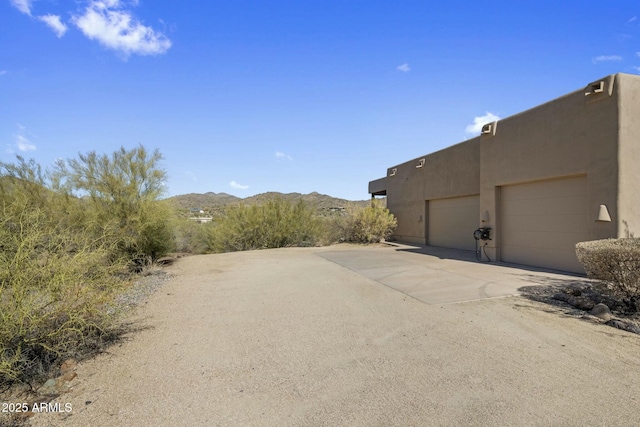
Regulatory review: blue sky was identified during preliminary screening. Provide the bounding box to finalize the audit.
[1,1,639,200]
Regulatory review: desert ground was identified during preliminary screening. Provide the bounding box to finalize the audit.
[26,244,640,427]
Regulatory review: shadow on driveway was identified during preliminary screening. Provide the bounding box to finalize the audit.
[318,242,593,305]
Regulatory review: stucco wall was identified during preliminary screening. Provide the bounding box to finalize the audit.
[617,73,640,238]
[479,74,620,260]
[423,139,480,200]
[583,75,621,242]
[372,73,640,270]
[385,139,480,243]
[385,158,427,243]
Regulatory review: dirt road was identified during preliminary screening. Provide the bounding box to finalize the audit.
[29,245,640,426]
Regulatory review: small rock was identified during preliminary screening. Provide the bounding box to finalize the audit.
[568,296,595,311]
[37,360,79,397]
[60,359,77,375]
[605,319,640,335]
[590,303,612,321]
[62,370,78,382]
[606,319,626,330]
[552,293,572,302]
[38,377,71,397]
[566,287,582,296]
[625,323,640,334]
[37,378,61,397]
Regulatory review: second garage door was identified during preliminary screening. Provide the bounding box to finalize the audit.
[428,195,479,251]
[501,176,588,273]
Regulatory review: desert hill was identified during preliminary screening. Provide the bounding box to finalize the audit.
[165,192,240,210]
[165,191,375,217]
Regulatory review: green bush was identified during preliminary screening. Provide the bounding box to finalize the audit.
[173,218,210,254]
[0,189,127,386]
[204,197,321,253]
[0,145,171,387]
[52,145,175,261]
[576,238,640,306]
[329,201,397,244]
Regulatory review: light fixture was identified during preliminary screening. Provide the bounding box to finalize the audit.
[481,210,490,223]
[389,168,397,177]
[416,158,425,168]
[596,205,611,222]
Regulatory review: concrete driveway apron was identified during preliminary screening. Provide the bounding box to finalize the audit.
[317,243,588,304]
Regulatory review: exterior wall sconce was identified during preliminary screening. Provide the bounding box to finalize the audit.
[416,159,425,168]
[481,210,490,223]
[596,204,611,222]
[389,168,397,177]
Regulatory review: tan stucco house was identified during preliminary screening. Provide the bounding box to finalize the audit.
[369,73,640,274]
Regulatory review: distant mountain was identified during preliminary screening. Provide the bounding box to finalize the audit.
[242,191,373,211]
[165,192,240,213]
[166,191,374,216]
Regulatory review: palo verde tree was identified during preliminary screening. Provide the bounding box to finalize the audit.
[53,144,175,261]
[0,156,127,386]
[0,146,174,387]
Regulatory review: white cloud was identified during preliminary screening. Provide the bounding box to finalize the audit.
[16,135,36,152]
[592,55,623,64]
[0,70,7,76]
[38,14,68,38]
[72,0,172,57]
[275,151,293,161]
[465,112,500,135]
[185,171,198,182]
[628,16,637,24]
[229,180,249,190]
[10,0,33,15]
[12,124,37,152]
[397,63,410,72]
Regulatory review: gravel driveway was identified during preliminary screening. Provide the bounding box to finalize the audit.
[28,245,640,426]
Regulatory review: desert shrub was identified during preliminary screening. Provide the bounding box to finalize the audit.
[0,146,171,387]
[329,201,397,244]
[52,145,175,261]
[173,218,210,254]
[204,197,321,253]
[576,238,640,309]
[0,194,127,386]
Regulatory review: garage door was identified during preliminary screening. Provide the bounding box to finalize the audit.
[501,176,588,273]
[428,195,479,251]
